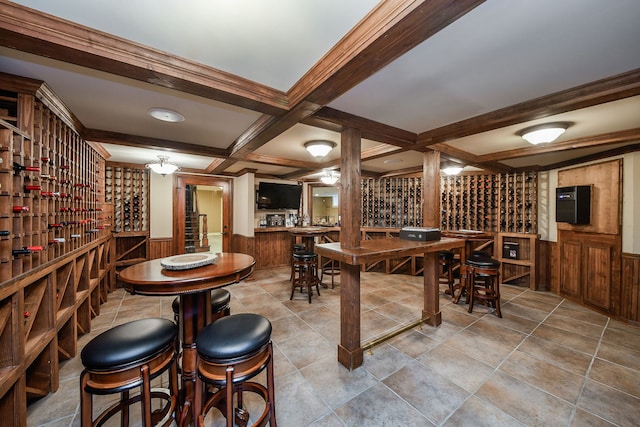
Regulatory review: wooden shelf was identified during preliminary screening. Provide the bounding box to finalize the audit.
[496,232,540,290]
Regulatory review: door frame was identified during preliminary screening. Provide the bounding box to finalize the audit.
[173,174,232,255]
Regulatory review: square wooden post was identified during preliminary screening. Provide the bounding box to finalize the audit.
[422,151,442,326]
[338,128,364,369]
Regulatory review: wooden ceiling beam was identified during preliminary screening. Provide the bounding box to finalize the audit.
[476,127,640,162]
[0,3,288,115]
[227,0,484,163]
[541,143,640,171]
[83,129,229,158]
[308,107,417,148]
[416,68,640,148]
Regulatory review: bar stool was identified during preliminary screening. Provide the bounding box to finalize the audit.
[289,243,307,280]
[464,256,502,317]
[80,318,179,427]
[439,250,457,297]
[320,257,340,288]
[194,313,277,427]
[291,252,321,303]
[172,288,231,326]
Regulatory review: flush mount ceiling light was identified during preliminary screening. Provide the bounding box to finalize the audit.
[305,140,336,158]
[146,155,180,176]
[148,108,185,123]
[442,165,464,176]
[320,170,339,185]
[518,122,571,145]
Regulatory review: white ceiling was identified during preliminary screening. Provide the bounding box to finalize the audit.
[1,0,639,176]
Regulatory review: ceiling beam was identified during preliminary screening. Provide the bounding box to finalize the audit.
[0,2,288,115]
[225,0,485,165]
[84,129,229,158]
[416,68,640,148]
[308,107,417,148]
[476,127,640,162]
[429,143,513,173]
[541,143,640,171]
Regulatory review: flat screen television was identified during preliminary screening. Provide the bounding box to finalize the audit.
[257,182,302,210]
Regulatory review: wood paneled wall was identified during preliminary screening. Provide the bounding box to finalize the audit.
[149,238,177,260]
[621,253,640,324]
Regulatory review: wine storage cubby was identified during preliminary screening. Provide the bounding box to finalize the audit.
[0,73,115,425]
[361,176,422,228]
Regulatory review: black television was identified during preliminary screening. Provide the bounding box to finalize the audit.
[257,182,302,210]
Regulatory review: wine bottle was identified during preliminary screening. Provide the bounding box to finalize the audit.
[0,230,10,237]
[13,205,29,213]
[12,248,31,256]
[13,162,40,173]
[24,185,42,191]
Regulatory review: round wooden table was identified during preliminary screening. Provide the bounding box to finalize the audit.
[118,252,255,425]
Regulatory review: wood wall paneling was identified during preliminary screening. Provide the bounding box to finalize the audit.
[557,159,622,235]
[149,238,177,260]
[621,253,640,324]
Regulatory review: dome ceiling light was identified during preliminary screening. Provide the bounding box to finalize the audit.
[518,122,572,145]
[305,140,336,158]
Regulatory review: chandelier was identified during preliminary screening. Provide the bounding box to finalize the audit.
[146,155,180,176]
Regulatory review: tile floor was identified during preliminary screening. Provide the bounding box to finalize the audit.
[27,266,640,426]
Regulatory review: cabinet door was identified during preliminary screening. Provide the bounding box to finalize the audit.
[559,240,582,298]
[583,241,614,311]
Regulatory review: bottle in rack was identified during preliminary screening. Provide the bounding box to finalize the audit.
[13,162,40,173]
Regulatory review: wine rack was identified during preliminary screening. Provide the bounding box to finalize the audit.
[0,75,115,425]
[105,165,149,233]
[440,172,537,234]
[105,164,150,270]
[361,176,422,228]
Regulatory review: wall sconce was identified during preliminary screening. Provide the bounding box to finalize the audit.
[146,155,180,176]
[518,122,572,145]
[305,140,336,158]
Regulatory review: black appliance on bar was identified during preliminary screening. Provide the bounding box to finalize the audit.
[399,227,441,242]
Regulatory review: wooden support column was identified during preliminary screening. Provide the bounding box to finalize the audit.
[422,151,442,326]
[338,128,363,370]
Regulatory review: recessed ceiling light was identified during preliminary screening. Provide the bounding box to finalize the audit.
[148,108,185,123]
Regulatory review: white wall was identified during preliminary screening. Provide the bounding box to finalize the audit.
[537,152,639,254]
[233,173,254,237]
[149,172,174,238]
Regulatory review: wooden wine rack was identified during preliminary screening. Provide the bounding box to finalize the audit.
[440,171,537,234]
[0,76,115,426]
[105,163,150,271]
[361,176,422,228]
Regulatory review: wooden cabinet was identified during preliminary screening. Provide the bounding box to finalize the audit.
[559,230,621,314]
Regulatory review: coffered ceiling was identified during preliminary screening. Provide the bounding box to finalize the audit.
[0,0,639,179]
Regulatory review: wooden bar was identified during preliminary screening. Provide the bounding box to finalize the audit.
[315,237,464,370]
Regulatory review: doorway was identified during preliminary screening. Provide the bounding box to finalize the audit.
[173,174,232,255]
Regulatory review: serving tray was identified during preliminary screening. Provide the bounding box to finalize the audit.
[160,253,218,270]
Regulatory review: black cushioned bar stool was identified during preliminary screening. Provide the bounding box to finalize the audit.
[80,318,179,427]
[289,243,307,280]
[172,288,231,326]
[461,255,502,317]
[194,313,277,427]
[291,252,321,303]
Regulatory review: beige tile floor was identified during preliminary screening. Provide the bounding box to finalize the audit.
[27,266,640,426]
